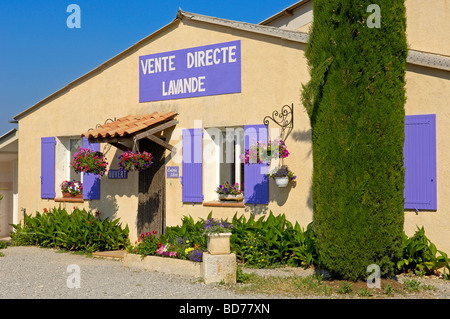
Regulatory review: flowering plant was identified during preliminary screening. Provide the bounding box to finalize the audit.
[71,148,108,176]
[186,249,203,262]
[155,243,178,258]
[118,151,153,172]
[60,180,83,195]
[266,165,296,181]
[215,182,242,195]
[202,218,233,235]
[240,138,290,165]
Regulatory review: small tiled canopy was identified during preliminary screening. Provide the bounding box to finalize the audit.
[81,112,178,151]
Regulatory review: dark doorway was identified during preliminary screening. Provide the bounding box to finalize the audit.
[137,139,166,237]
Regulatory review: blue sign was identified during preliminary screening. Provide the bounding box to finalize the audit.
[139,40,241,102]
[166,166,179,178]
[108,169,128,179]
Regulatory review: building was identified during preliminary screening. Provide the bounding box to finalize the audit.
[0,129,18,238]
[11,1,450,255]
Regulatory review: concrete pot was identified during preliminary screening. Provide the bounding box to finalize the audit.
[207,233,232,255]
[275,177,289,188]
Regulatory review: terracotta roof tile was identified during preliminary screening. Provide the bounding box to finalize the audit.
[82,112,177,139]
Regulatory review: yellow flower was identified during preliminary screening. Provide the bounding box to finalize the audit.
[185,247,194,255]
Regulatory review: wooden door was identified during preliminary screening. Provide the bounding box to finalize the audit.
[137,139,166,236]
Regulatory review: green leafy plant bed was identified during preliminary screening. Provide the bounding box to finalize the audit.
[10,207,129,253]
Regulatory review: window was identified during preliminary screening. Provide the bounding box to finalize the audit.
[41,136,100,200]
[203,127,244,202]
[55,136,83,197]
[181,124,268,204]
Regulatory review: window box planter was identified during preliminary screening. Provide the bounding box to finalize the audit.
[218,193,244,202]
[62,191,83,199]
[207,233,232,255]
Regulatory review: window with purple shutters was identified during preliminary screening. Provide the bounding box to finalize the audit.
[244,124,269,204]
[82,137,101,200]
[41,137,56,199]
[182,128,203,203]
[404,114,437,210]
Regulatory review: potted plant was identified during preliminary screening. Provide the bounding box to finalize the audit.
[118,150,153,172]
[240,138,290,164]
[267,165,296,188]
[215,182,243,201]
[71,148,108,176]
[203,218,233,255]
[60,180,83,198]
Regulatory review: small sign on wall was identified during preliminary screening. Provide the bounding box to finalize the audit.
[167,166,179,178]
[108,169,128,179]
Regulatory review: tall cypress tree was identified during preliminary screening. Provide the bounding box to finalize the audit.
[302,0,408,280]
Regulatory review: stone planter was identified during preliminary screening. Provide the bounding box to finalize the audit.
[218,194,244,201]
[207,232,232,255]
[274,177,289,188]
[123,252,202,278]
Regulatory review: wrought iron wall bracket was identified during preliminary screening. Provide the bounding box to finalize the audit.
[263,103,294,141]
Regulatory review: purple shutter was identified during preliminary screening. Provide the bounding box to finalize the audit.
[182,128,203,203]
[244,124,269,204]
[404,114,437,210]
[41,137,56,199]
[82,137,101,200]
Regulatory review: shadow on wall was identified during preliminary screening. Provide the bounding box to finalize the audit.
[244,170,313,220]
[87,147,137,221]
[88,194,119,221]
[136,190,163,235]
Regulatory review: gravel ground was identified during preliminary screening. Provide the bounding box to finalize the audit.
[0,246,270,299]
[1,246,449,300]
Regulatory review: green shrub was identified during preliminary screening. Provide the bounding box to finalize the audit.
[0,241,7,250]
[397,226,450,276]
[230,211,318,268]
[164,214,209,251]
[132,231,160,257]
[301,0,408,280]
[10,206,129,252]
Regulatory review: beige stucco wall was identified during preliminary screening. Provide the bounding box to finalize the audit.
[17,19,312,244]
[404,64,450,254]
[268,0,450,56]
[405,0,450,56]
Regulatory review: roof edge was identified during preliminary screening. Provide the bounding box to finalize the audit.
[178,10,309,44]
[259,0,312,26]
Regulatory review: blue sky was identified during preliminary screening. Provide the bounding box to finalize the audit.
[0,0,297,136]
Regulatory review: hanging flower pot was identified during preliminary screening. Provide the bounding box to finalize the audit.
[71,148,108,176]
[267,165,296,188]
[240,138,290,165]
[274,177,289,188]
[118,150,153,172]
